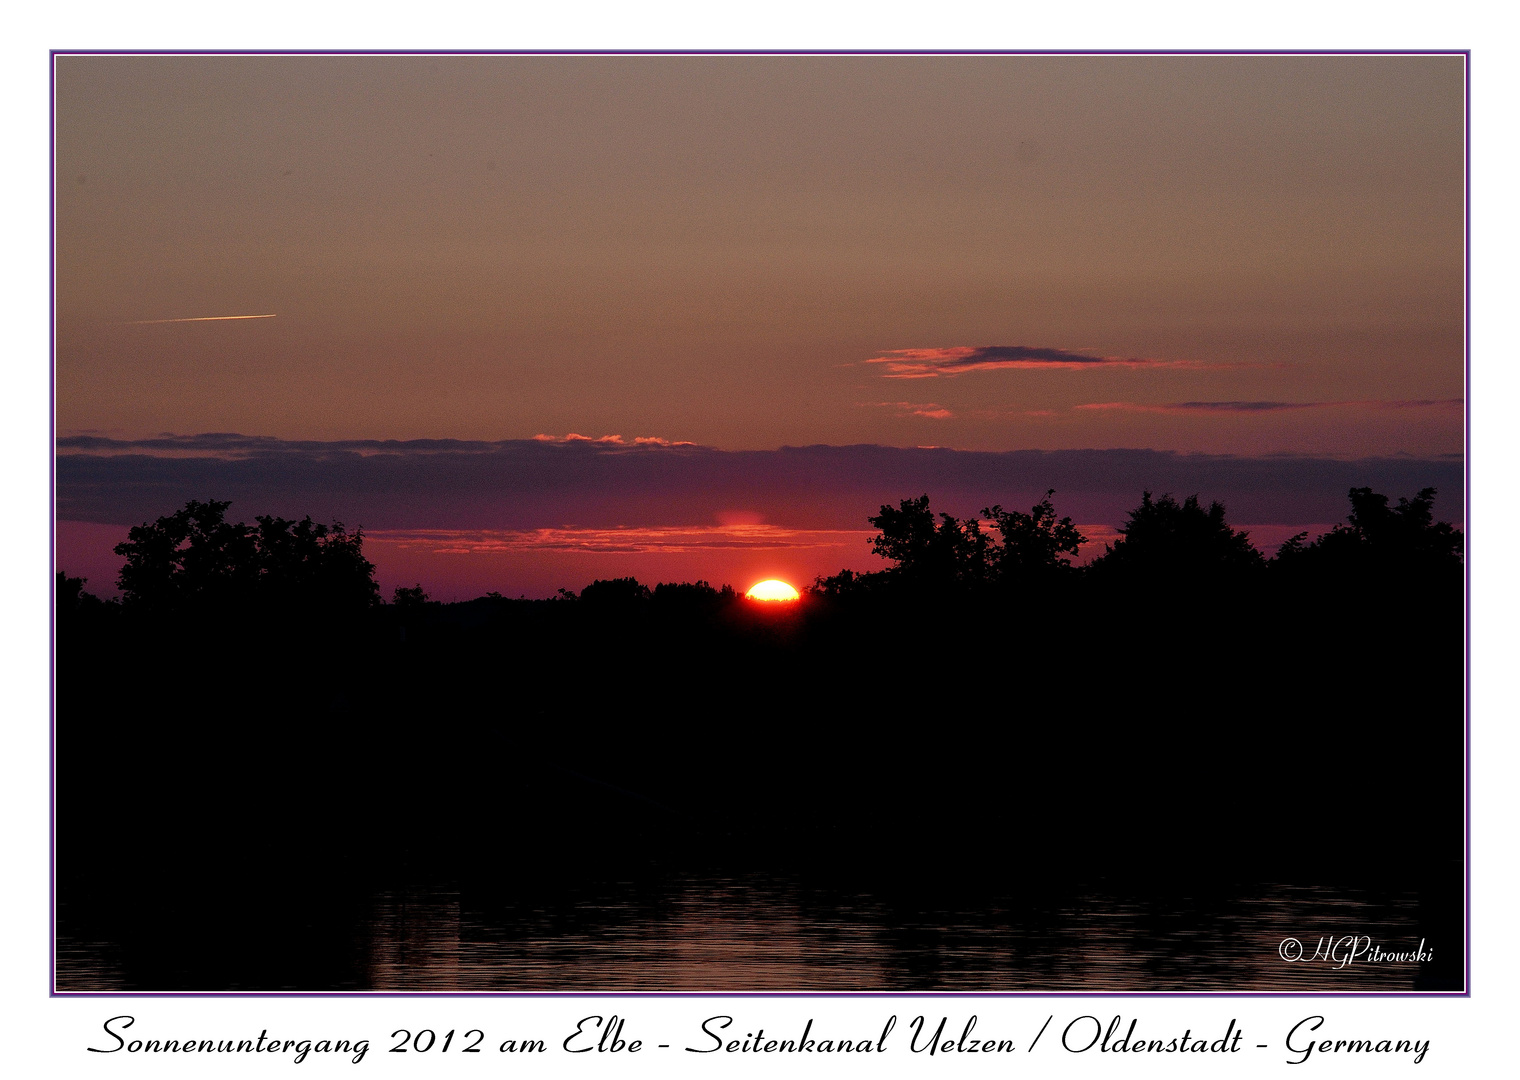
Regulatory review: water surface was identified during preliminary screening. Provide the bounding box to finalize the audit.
[57,870,1452,992]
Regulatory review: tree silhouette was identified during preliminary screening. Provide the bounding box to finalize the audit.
[652,580,735,616]
[113,499,379,614]
[114,499,259,611]
[1273,486,1462,580]
[256,514,380,610]
[57,571,89,615]
[392,584,431,611]
[868,495,991,589]
[579,577,653,606]
[56,571,114,626]
[982,490,1086,583]
[1090,491,1263,580]
[809,567,879,599]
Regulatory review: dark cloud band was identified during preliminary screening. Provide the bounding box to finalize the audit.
[56,433,1464,534]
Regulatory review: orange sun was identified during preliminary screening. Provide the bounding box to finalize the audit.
[746,579,800,602]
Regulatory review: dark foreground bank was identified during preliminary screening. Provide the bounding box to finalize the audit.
[55,563,1463,991]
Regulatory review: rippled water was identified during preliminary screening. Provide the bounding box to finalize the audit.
[57,871,1449,992]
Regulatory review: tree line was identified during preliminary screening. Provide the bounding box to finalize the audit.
[57,486,1462,621]
[814,485,1461,598]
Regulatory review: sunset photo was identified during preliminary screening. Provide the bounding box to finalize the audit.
[53,52,1465,991]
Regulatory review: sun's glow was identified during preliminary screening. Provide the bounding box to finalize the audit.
[746,579,800,602]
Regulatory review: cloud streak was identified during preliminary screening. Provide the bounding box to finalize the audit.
[371,524,875,556]
[57,431,700,458]
[1075,398,1464,414]
[531,433,699,446]
[126,314,278,325]
[864,345,1209,379]
[866,402,956,419]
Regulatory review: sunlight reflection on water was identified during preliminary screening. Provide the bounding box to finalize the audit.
[354,874,1428,992]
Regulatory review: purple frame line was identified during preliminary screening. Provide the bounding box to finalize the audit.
[1464,46,1473,999]
[47,48,1471,996]
[48,48,58,1000]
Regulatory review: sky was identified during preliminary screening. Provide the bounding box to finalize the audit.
[54,54,1466,598]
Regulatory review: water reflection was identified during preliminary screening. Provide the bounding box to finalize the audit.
[337,874,1431,992]
[57,869,1443,992]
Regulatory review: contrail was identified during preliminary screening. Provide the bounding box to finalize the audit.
[127,314,277,325]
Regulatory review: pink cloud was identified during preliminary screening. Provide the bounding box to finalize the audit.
[368,523,874,555]
[866,401,956,419]
[534,433,695,446]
